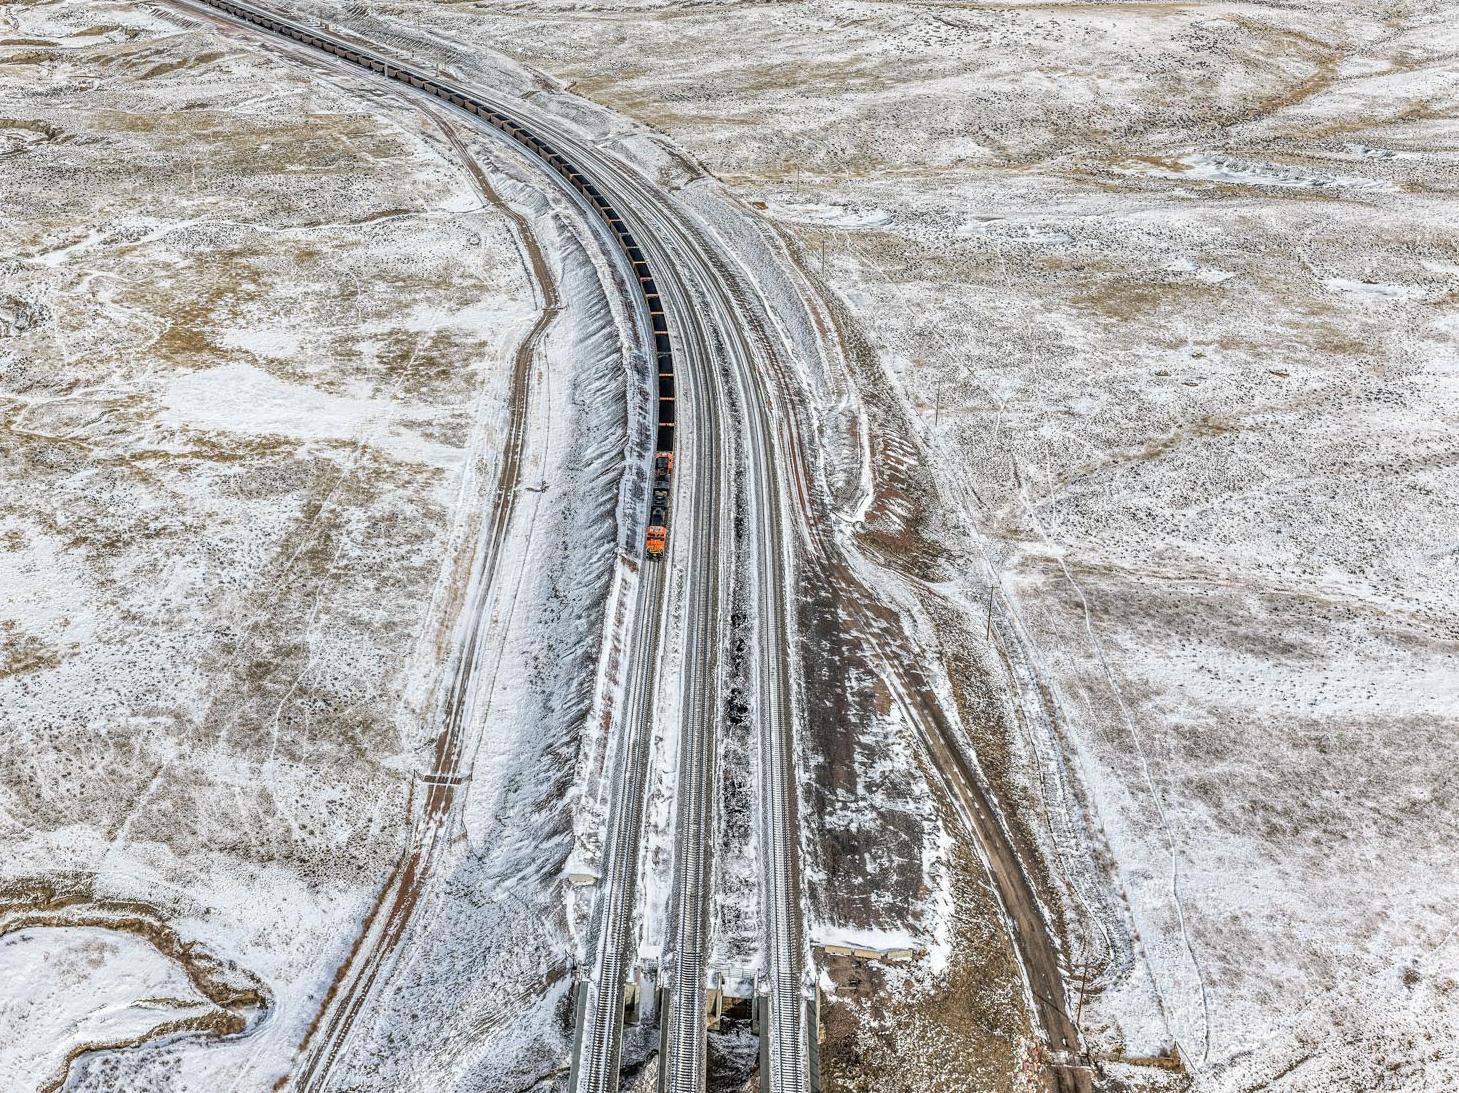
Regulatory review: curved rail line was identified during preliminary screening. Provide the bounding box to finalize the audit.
[172,0,688,1085]
[176,2,740,1090]
[161,2,1077,1088]
[177,4,818,1091]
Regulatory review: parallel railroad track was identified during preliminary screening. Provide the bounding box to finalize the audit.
[170,5,820,1091]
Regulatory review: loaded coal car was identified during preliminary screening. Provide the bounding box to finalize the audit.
[645,373,674,559]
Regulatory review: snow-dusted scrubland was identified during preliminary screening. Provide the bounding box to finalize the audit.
[8,0,1456,1088]
[1,2,633,1088]
[340,0,1457,1089]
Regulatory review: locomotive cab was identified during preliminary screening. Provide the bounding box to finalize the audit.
[645,450,673,558]
[646,493,668,556]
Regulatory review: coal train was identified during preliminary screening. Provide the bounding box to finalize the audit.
[201,0,676,559]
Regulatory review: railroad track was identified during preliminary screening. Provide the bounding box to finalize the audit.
[157,4,1078,1089]
[572,557,669,1093]
[173,1,681,1088]
[654,254,725,1093]
[173,2,809,1090]
[628,208,807,1092]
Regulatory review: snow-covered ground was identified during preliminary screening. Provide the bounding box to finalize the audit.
[331,0,1458,1088]
[1,3,634,1088]
[8,0,1458,1089]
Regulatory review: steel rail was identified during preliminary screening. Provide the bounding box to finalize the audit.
[567,160,809,1091]
[171,2,701,1089]
[646,210,806,1093]
[566,173,728,1093]
[562,165,807,1089]
[216,4,1085,1085]
[172,3,805,1088]
[650,238,726,1093]
[571,557,670,1093]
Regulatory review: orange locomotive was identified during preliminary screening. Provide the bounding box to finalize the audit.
[646,451,673,558]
